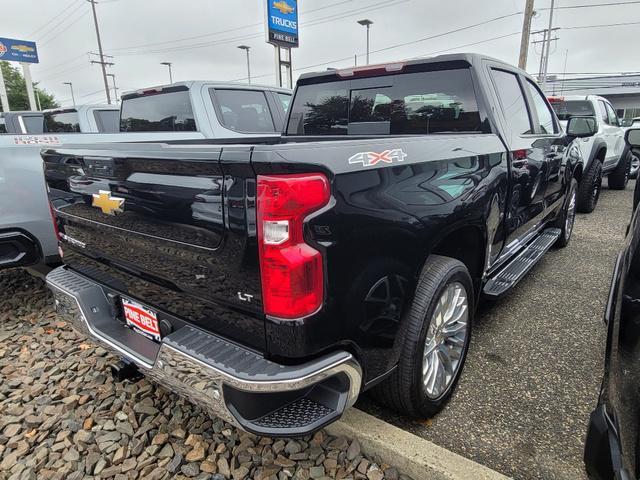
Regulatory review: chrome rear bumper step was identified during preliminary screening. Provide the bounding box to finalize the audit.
[46,266,362,437]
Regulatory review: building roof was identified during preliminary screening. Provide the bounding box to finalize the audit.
[543,74,640,97]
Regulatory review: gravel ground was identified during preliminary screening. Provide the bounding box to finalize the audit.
[359,182,636,479]
[0,271,409,480]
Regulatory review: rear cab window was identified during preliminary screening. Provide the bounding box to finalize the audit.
[44,110,81,133]
[211,89,277,133]
[286,66,484,136]
[549,99,596,121]
[120,87,197,132]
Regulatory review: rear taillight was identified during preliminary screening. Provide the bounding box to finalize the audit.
[49,202,60,241]
[257,173,330,319]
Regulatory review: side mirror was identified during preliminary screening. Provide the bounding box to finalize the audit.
[566,116,598,138]
[626,128,640,148]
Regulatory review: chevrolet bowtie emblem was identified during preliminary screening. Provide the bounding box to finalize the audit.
[92,190,124,215]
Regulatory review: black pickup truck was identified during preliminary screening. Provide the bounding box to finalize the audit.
[43,53,596,437]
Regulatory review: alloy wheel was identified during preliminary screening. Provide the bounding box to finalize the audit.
[565,186,576,240]
[422,281,469,399]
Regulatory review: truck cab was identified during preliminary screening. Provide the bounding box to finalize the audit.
[549,94,630,212]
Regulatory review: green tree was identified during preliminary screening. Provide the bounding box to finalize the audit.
[1,61,58,111]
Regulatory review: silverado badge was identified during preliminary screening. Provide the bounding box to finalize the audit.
[92,190,125,215]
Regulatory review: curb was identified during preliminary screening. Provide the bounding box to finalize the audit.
[326,408,510,480]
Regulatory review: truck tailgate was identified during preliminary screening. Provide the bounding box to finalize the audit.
[43,143,265,350]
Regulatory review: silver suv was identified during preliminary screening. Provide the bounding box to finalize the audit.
[550,95,630,212]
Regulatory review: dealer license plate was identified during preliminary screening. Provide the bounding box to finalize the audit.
[122,297,161,342]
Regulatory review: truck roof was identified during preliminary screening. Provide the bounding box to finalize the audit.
[43,104,118,114]
[297,52,533,83]
[121,81,292,99]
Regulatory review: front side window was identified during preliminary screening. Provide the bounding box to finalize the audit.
[120,90,197,132]
[287,68,483,136]
[491,69,532,136]
[525,80,557,134]
[598,101,610,124]
[212,89,276,133]
[605,102,619,126]
[44,111,81,133]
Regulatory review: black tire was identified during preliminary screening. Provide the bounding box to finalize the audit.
[576,159,603,213]
[372,255,474,418]
[608,150,631,190]
[554,178,578,248]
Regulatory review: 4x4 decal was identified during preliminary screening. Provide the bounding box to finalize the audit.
[348,149,407,167]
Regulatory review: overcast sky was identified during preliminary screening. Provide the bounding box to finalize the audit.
[2,0,640,107]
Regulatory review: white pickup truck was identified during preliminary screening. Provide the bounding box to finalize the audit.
[549,95,630,212]
[1,105,120,134]
[0,81,291,270]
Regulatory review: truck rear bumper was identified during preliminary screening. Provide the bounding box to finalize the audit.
[46,266,362,437]
[0,230,40,269]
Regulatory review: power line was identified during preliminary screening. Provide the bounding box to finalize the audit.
[108,0,356,52]
[110,0,411,56]
[563,20,640,29]
[27,0,84,39]
[39,9,91,44]
[539,0,640,9]
[36,1,86,42]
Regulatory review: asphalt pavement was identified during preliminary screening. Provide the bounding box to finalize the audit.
[358,181,636,480]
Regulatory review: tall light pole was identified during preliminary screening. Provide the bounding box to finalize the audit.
[237,46,251,84]
[106,74,118,103]
[63,82,76,107]
[357,19,373,65]
[160,62,173,84]
[88,0,111,104]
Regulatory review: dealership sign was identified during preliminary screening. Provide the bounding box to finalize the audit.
[0,37,39,63]
[265,0,299,48]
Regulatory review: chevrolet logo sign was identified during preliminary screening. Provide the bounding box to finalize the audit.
[273,0,294,14]
[92,190,124,215]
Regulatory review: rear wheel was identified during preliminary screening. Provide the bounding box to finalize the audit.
[608,150,631,190]
[372,255,473,418]
[630,153,639,179]
[554,178,577,248]
[576,159,603,213]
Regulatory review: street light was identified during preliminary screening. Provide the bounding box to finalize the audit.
[160,62,173,84]
[106,74,118,103]
[237,45,251,84]
[357,19,373,65]
[63,81,76,108]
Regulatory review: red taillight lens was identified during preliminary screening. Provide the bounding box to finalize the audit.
[49,202,60,241]
[257,173,330,319]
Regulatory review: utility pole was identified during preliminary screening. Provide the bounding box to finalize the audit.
[540,0,556,90]
[106,73,118,103]
[237,46,251,84]
[64,82,76,107]
[21,63,37,111]
[518,0,535,69]
[532,28,559,85]
[160,62,173,84]
[357,19,373,65]
[88,0,111,104]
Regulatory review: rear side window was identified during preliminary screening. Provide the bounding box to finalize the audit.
[44,111,81,133]
[22,115,44,134]
[525,80,557,134]
[212,89,276,133]
[490,69,532,136]
[94,110,119,133]
[598,100,610,124]
[287,69,483,135]
[605,102,619,126]
[550,100,595,120]
[120,90,197,132]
